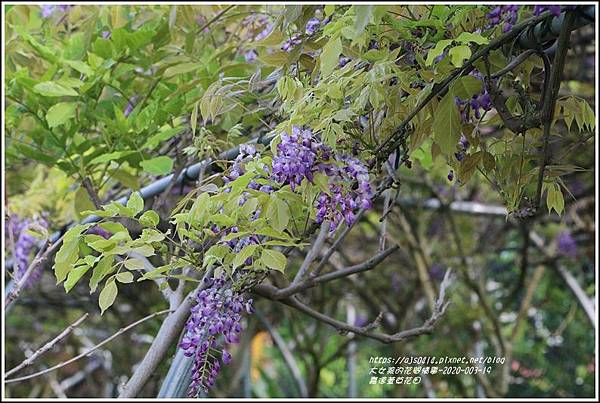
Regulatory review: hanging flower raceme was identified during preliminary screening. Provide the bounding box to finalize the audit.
[271,126,373,232]
[179,274,254,396]
[486,5,520,32]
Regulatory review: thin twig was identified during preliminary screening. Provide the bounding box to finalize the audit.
[262,245,399,300]
[529,231,596,328]
[5,313,90,378]
[5,234,65,309]
[255,269,453,344]
[81,177,102,210]
[310,209,366,278]
[197,5,236,33]
[4,309,172,384]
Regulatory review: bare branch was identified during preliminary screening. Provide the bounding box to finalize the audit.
[5,234,65,309]
[5,313,89,378]
[291,222,329,286]
[4,310,171,384]
[254,269,453,344]
[259,245,399,300]
[310,209,366,278]
[119,269,214,397]
[534,11,576,209]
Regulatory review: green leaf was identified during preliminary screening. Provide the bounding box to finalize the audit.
[89,151,136,165]
[46,102,77,128]
[433,93,462,155]
[267,196,290,233]
[99,222,128,235]
[132,244,155,257]
[320,36,342,78]
[448,45,471,67]
[74,186,96,216]
[233,245,259,268]
[127,192,144,216]
[458,151,483,183]
[99,279,118,315]
[450,76,482,99]
[191,101,199,136]
[64,32,86,60]
[63,60,94,76]
[164,62,202,78]
[89,256,115,293]
[353,5,374,37]
[203,244,230,268]
[53,224,91,284]
[64,264,90,293]
[140,156,174,175]
[116,272,134,283]
[546,183,564,215]
[124,259,145,270]
[455,32,489,45]
[139,210,160,227]
[425,39,452,65]
[140,228,166,243]
[144,126,184,149]
[261,249,287,272]
[33,81,78,97]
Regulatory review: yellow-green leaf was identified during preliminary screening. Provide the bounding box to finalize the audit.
[99,279,118,315]
[261,249,287,272]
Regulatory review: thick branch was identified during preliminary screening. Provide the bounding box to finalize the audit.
[254,269,453,344]
[534,11,576,209]
[258,245,399,300]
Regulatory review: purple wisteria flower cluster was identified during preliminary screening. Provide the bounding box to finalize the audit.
[454,70,493,123]
[180,274,254,396]
[454,135,470,162]
[487,5,566,33]
[271,126,373,232]
[486,5,520,33]
[87,225,111,239]
[281,14,330,52]
[6,213,49,287]
[533,5,562,17]
[271,127,328,191]
[242,14,274,62]
[217,144,272,262]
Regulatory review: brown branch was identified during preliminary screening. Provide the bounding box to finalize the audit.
[257,312,308,397]
[529,231,596,328]
[259,245,399,300]
[291,222,329,286]
[309,209,366,278]
[373,11,558,165]
[254,269,453,344]
[534,11,576,210]
[81,177,103,210]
